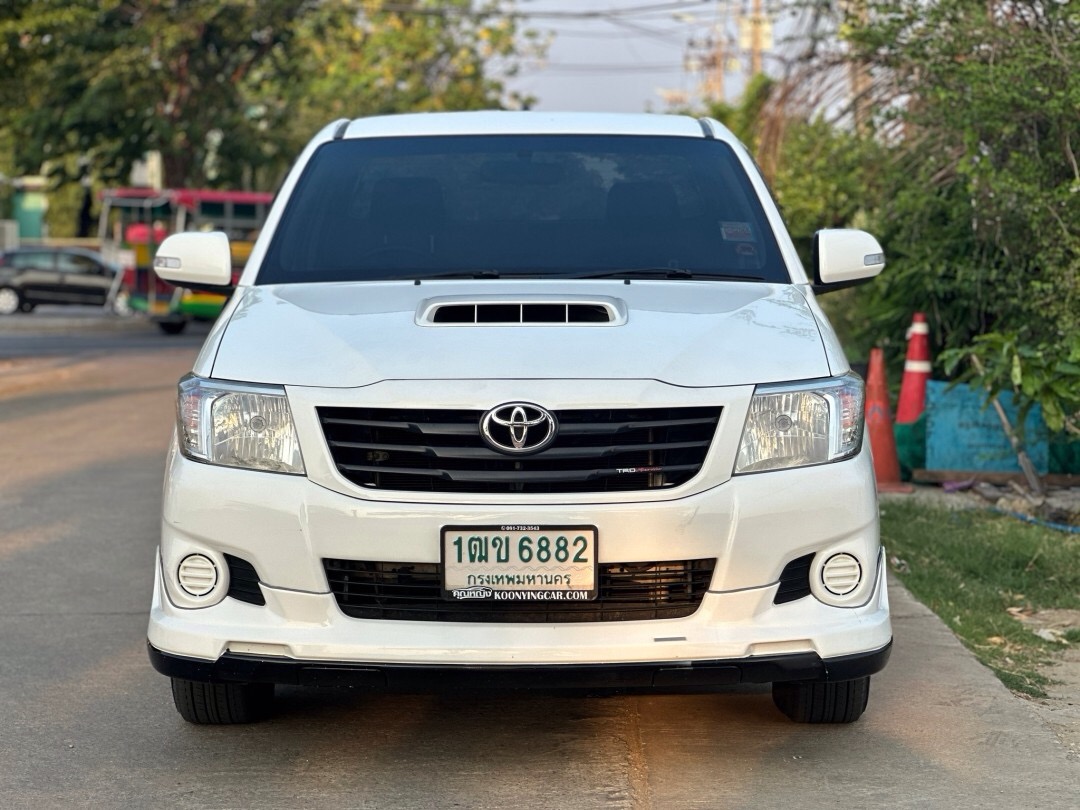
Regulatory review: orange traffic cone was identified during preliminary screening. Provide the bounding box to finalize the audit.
[866,348,912,493]
[896,312,931,424]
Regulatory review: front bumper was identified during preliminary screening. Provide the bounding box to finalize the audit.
[149,548,891,665]
[149,441,891,677]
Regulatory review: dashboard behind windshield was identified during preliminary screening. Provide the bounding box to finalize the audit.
[259,134,790,284]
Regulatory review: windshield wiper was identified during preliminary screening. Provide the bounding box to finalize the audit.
[401,268,766,282]
[561,268,765,281]
[407,269,502,281]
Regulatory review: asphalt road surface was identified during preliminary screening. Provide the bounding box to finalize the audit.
[1,311,1078,809]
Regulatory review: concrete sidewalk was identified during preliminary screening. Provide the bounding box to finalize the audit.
[873,573,1078,804]
[635,573,1079,808]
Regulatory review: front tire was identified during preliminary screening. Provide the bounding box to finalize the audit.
[170,678,275,724]
[0,286,22,315]
[772,676,870,723]
[158,319,187,335]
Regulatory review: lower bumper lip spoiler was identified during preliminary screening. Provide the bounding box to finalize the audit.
[148,640,891,692]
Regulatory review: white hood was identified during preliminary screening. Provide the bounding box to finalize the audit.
[209,280,831,388]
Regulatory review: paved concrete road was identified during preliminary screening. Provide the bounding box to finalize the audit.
[1,328,1078,809]
[0,305,206,358]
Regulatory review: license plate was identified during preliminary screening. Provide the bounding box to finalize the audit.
[441,525,598,601]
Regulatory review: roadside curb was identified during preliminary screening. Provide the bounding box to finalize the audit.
[0,314,149,334]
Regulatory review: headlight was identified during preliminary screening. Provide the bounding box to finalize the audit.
[734,372,864,474]
[176,374,305,474]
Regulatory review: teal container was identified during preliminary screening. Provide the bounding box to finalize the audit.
[12,176,48,239]
[924,380,1048,474]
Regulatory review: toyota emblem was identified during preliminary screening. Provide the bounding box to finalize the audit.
[480,403,558,455]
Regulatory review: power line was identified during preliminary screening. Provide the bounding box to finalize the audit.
[528,62,686,73]
[545,27,686,39]
[608,16,692,44]
[376,2,716,21]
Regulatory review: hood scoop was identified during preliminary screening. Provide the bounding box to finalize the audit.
[418,295,626,326]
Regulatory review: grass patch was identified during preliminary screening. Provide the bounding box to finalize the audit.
[880,500,1080,697]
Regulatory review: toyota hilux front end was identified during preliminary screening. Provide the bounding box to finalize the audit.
[147,112,891,724]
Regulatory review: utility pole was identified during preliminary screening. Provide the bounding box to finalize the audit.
[846,1,871,134]
[704,30,727,102]
[686,25,731,105]
[684,2,773,106]
[736,0,772,78]
[749,0,764,76]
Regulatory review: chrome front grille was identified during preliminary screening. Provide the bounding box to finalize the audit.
[317,406,722,494]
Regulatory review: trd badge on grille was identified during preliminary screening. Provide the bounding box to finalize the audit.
[480,402,558,455]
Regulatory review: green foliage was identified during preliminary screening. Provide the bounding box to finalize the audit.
[831,152,1028,372]
[834,1,1080,430]
[941,332,1080,436]
[287,1,522,146]
[771,117,882,267]
[882,500,1080,697]
[0,0,531,199]
[0,1,312,189]
[703,73,774,149]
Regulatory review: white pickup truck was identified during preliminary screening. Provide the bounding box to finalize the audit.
[147,111,891,724]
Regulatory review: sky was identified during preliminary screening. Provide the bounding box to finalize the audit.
[503,0,792,113]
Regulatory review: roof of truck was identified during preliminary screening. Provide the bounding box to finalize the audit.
[337,111,728,141]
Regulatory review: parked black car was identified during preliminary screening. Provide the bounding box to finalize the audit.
[0,247,118,315]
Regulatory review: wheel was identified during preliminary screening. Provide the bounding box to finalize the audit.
[170,678,275,724]
[158,319,187,335]
[19,301,35,313]
[0,286,21,315]
[772,676,870,723]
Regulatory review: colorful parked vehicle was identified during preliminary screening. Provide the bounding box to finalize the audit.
[98,188,272,334]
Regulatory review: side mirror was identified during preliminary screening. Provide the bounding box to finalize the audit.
[153,232,232,288]
[812,229,885,293]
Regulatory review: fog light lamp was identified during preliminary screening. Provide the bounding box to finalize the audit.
[821,553,862,596]
[178,554,218,597]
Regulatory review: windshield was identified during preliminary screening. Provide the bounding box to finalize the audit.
[259,134,790,284]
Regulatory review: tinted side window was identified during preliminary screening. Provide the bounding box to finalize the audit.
[10,252,55,270]
[57,253,103,274]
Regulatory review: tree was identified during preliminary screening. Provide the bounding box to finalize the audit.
[858,1,1079,432]
[772,1,1080,433]
[285,0,525,148]
[0,1,531,196]
[0,1,312,189]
